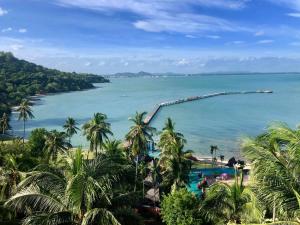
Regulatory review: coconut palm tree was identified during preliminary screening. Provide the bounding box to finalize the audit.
[5,149,132,225]
[82,113,113,158]
[125,111,156,191]
[103,139,125,157]
[0,113,10,135]
[242,123,300,221]
[43,130,69,163]
[63,117,80,146]
[16,99,34,144]
[210,145,218,167]
[160,138,193,193]
[200,170,263,224]
[158,117,186,156]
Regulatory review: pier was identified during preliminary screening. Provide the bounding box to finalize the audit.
[144,90,273,124]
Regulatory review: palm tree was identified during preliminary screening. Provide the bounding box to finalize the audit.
[0,113,10,135]
[160,138,192,193]
[103,139,125,157]
[210,145,218,167]
[82,113,113,158]
[43,130,69,163]
[16,99,34,144]
[125,111,156,191]
[200,169,263,224]
[63,117,80,146]
[158,117,186,156]
[242,123,300,221]
[5,149,132,225]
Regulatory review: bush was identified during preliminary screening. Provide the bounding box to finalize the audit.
[161,188,202,225]
[28,128,48,157]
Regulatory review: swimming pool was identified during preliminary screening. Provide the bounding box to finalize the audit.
[187,168,236,196]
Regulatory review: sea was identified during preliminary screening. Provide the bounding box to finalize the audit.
[10,74,300,158]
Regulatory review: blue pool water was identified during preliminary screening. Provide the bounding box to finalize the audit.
[188,168,236,195]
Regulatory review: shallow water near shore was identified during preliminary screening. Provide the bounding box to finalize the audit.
[11,74,300,158]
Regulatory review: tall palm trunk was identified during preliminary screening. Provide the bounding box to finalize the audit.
[134,156,138,192]
[23,119,25,145]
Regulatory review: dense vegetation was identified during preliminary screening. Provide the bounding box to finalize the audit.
[2,96,300,224]
[0,52,109,116]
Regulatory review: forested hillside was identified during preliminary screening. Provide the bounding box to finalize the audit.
[0,52,109,115]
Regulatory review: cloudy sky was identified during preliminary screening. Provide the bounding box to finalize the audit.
[1,0,300,74]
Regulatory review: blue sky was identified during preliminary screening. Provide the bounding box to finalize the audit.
[2,0,300,73]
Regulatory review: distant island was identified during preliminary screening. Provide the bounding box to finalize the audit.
[0,52,109,116]
[105,71,300,78]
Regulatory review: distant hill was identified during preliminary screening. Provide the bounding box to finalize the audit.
[107,71,153,78]
[0,52,109,116]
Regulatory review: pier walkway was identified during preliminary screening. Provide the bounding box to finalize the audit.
[144,90,273,124]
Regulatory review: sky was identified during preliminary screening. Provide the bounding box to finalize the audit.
[2,0,300,74]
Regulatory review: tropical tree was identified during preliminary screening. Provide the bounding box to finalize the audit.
[160,138,192,193]
[158,118,186,170]
[242,123,300,221]
[210,145,218,167]
[43,130,69,163]
[0,155,24,200]
[16,99,34,143]
[103,139,125,157]
[63,117,80,147]
[158,117,186,155]
[161,188,202,225]
[5,149,134,225]
[0,113,10,135]
[200,170,263,224]
[82,113,113,157]
[125,111,156,191]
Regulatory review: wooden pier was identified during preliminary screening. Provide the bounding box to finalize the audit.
[144,90,273,124]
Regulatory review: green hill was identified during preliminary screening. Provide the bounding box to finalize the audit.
[0,52,109,115]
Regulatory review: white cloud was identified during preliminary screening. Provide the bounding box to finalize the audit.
[176,58,190,66]
[254,30,264,36]
[84,61,91,66]
[56,0,250,34]
[10,44,24,51]
[287,12,300,17]
[19,28,27,33]
[257,39,274,44]
[123,62,129,66]
[2,27,12,33]
[133,14,244,34]
[98,61,106,66]
[0,7,8,16]
[206,35,221,39]
[267,0,300,11]
[232,41,244,44]
[290,42,300,46]
[185,34,197,38]
[190,0,249,10]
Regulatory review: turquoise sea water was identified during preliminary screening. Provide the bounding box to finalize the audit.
[11,74,300,158]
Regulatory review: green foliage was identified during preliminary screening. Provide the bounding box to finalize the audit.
[28,128,48,158]
[5,149,135,225]
[63,117,80,146]
[125,111,156,157]
[200,171,263,225]
[242,123,300,220]
[161,188,201,225]
[0,52,109,116]
[158,118,192,193]
[82,113,113,157]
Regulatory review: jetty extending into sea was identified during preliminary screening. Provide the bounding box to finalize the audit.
[144,90,273,124]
